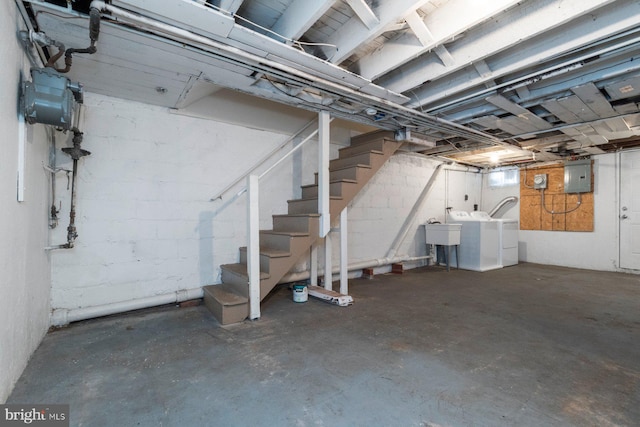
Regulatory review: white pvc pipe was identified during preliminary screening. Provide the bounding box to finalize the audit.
[49,252,431,326]
[50,287,203,326]
[88,1,510,148]
[280,254,432,285]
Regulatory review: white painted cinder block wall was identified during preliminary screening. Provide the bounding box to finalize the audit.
[50,93,320,311]
[50,92,483,314]
[0,2,52,403]
[481,155,621,271]
[346,155,481,270]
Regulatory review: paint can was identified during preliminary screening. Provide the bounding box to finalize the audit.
[292,283,308,303]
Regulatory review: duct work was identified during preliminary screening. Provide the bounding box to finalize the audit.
[19,6,101,249]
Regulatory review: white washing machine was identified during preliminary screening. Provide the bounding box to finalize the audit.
[470,211,519,267]
[447,211,501,272]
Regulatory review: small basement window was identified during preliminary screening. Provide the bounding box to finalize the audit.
[488,169,519,188]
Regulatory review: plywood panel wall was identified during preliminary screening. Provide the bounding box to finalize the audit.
[520,163,593,231]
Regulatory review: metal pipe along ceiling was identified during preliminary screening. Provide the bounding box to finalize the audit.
[87,1,523,152]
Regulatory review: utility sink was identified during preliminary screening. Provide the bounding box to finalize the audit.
[424,223,462,245]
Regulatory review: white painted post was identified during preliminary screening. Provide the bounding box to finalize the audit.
[310,242,318,286]
[318,110,331,237]
[324,234,332,291]
[339,208,348,295]
[247,174,260,320]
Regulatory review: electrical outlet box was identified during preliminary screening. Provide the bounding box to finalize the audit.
[564,159,592,193]
[533,174,547,189]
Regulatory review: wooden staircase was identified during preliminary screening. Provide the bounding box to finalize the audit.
[203,131,403,324]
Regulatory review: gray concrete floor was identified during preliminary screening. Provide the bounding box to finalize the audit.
[8,263,640,426]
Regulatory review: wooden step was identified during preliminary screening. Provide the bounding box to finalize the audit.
[315,165,371,184]
[338,140,386,157]
[239,246,291,273]
[203,284,248,325]
[338,145,383,158]
[272,213,320,233]
[220,263,269,293]
[349,130,395,146]
[260,229,310,250]
[300,179,357,198]
[287,196,342,215]
[329,151,382,170]
[212,129,404,324]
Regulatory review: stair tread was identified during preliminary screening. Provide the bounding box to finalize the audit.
[339,148,384,155]
[300,179,357,188]
[203,284,248,306]
[315,164,372,173]
[217,130,402,311]
[260,230,310,237]
[221,263,270,280]
[338,150,384,157]
[329,163,373,170]
[272,213,321,218]
[287,196,342,203]
[350,130,395,145]
[239,246,291,258]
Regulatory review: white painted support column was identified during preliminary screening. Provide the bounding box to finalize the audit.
[318,110,331,237]
[310,242,318,286]
[324,234,332,291]
[339,208,348,295]
[247,174,260,320]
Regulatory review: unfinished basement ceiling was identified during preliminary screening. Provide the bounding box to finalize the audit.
[19,0,640,166]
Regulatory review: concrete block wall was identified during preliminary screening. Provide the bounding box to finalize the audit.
[50,93,485,315]
[50,93,325,311]
[343,153,482,270]
[0,2,52,402]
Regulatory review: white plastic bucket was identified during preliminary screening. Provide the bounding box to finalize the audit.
[292,283,308,303]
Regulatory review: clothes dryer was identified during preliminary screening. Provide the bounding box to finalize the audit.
[469,211,519,267]
[447,211,501,271]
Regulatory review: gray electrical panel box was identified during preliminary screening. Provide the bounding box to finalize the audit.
[564,159,592,193]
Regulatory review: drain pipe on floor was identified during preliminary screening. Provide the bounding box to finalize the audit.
[280,255,432,285]
[51,287,204,326]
